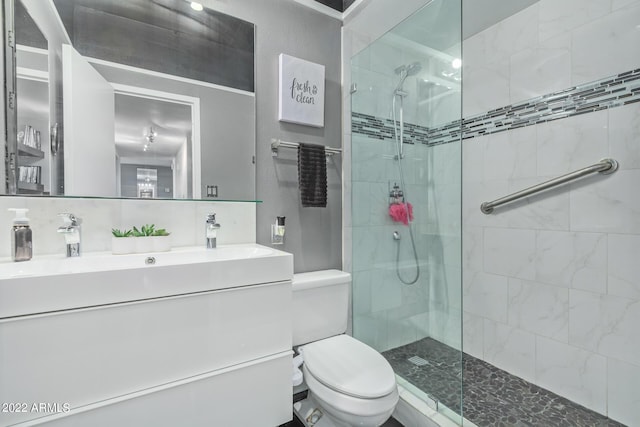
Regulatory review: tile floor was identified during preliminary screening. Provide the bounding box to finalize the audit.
[280,413,403,427]
[383,337,626,427]
[280,391,403,427]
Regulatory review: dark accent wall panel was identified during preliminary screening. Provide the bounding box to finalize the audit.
[312,0,357,12]
[314,0,343,12]
[52,0,254,92]
[343,0,357,11]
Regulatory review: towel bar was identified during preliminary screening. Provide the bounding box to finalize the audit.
[271,138,342,157]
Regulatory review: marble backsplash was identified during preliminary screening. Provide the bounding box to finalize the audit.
[0,197,256,258]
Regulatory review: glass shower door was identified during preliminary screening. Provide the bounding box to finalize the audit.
[350,0,463,422]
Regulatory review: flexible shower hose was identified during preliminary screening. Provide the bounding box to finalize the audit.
[392,94,420,285]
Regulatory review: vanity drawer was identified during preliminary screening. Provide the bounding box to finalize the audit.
[0,281,291,426]
[35,352,292,427]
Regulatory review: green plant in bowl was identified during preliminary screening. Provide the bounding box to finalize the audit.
[111,228,135,255]
[132,224,157,237]
[112,228,133,237]
[152,228,170,236]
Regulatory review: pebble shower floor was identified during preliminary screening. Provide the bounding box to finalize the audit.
[382,338,626,427]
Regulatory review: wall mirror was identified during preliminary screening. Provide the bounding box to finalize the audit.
[3,0,256,200]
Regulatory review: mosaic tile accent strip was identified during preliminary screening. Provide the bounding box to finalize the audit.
[352,112,431,145]
[353,68,640,146]
[382,338,627,427]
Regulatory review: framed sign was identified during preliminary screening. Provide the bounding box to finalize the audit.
[278,54,325,128]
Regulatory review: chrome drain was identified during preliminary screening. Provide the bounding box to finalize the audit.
[408,355,429,366]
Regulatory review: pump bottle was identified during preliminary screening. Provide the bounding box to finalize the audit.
[9,208,32,262]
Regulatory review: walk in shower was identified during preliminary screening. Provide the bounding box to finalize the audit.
[350,0,640,425]
[350,0,464,422]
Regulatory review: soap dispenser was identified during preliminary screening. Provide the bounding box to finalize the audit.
[8,208,32,262]
[271,216,285,245]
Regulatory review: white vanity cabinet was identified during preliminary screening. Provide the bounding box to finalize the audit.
[0,245,294,427]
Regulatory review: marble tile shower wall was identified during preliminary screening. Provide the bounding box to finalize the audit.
[462,1,640,425]
[0,197,256,258]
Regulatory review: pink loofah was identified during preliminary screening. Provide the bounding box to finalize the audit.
[389,202,414,225]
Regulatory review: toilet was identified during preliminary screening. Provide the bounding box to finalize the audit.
[292,270,399,427]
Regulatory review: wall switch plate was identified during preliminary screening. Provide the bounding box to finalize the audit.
[207,185,218,198]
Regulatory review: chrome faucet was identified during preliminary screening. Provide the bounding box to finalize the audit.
[205,213,220,249]
[57,213,81,257]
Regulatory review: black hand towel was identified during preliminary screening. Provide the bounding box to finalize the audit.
[298,142,327,207]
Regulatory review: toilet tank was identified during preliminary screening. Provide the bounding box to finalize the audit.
[292,269,350,346]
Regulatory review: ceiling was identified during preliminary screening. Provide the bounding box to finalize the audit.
[312,0,353,12]
[114,94,192,161]
[350,0,539,57]
[463,0,539,38]
[312,0,539,38]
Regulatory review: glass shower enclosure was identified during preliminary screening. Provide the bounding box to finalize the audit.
[350,0,463,422]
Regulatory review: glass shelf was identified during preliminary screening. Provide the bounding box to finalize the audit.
[0,193,262,203]
[18,144,45,160]
[17,182,45,193]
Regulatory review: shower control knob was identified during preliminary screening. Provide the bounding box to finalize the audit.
[393,231,401,240]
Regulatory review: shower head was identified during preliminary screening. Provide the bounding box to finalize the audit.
[395,62,422,77]
[394,62,422,93]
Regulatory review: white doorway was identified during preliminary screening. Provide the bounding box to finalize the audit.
[111,83,201,199]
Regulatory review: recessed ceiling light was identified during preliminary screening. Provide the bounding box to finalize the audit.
[191,2,204,11]
[451,58,462,69]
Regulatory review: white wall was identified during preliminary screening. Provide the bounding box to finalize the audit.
[462,1,640,424]
[62,45,116,197]
[175,142,189,199]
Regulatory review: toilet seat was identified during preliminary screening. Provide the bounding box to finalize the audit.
[303,364,399,421]
[301,335,397,399]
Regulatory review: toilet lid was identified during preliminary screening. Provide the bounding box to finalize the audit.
[302,335,397,399]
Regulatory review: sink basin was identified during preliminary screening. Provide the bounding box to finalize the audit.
[0,245,276,278]
[0,244,293,318]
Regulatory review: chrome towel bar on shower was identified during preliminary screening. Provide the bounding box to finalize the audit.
[481,158,619,214]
